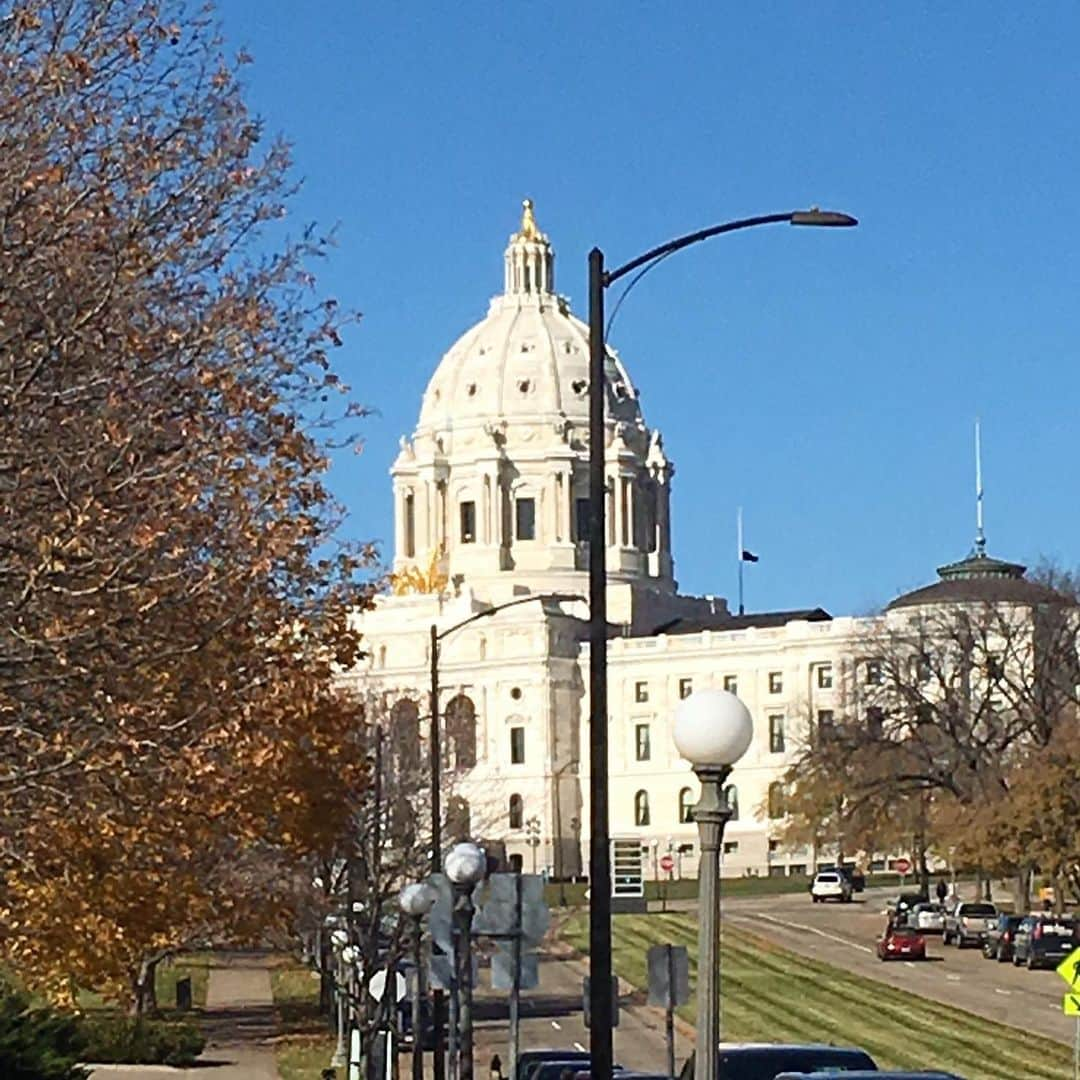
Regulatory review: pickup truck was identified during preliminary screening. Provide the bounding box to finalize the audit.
[942,901,997,948]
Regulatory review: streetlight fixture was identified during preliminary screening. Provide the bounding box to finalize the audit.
[400,882,438,1080]
[445,841,487,1080]
[673,689,753,1080]
[586,207,856,1080]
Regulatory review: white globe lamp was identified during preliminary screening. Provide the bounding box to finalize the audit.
[445,841,487,887]
[399,881,438,917]
[673,688,752,768]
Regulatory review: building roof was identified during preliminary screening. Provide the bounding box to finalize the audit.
[648,607,832,637]
[887,550,1066,610]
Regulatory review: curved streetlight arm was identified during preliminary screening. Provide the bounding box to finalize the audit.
[436,591,584,642]
[605,208,858,285]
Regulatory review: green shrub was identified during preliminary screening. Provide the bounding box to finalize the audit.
[78,1015,205,1066]
[0,984,88,1080]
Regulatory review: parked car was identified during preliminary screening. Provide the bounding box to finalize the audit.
[1012,914,1079,970]
[515,1050,593,1080]
[909,902,945,934]
[982,914,1025,962]
[818,864,867,893]
[679,1044,877,1080]
[942,901,997,947]
[810,871,852,903]
[888,892,930,923]
[877,925,927,961]
[777,1073,964,1079]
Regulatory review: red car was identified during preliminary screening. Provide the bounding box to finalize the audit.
[877,925,927,961]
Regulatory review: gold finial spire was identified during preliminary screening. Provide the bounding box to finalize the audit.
[518,198,543,242]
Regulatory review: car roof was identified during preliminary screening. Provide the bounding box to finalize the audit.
[776,1073,962,1079]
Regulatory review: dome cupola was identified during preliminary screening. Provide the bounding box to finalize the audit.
[390,201,676,601]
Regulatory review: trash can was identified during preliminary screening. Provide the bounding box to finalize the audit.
[175,975,193,1012]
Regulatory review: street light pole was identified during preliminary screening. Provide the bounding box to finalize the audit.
[673,689,753,1080]
[446,842,487,1080]
[586,208,856,1080]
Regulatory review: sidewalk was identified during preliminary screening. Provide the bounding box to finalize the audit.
[89,954,281,1079]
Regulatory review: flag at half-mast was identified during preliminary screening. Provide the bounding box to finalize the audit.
[736,507,759,562]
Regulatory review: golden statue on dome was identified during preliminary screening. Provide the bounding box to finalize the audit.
[517,198,544,242]
[390,544,448,596]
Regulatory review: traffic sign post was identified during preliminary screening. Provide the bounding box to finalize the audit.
[659,853,675,914]
[647,944,690,1079]
[1055,946,1080,1080]
[893,857,911,888]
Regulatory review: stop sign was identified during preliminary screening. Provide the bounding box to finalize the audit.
[660,854,675,873]
[894,857,912,875]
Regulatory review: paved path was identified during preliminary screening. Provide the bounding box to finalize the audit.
[89,954,281,1079]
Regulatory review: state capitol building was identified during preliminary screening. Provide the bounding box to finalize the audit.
[339,203,1046,880]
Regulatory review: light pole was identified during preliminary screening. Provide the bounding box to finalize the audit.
[526,816,542,875]
[400,882,438,1080]
[446,841,487,1080]
[329,927,350,1069]
[586,207,856,1080]
[429,592,582,872]
[673,689,753,1080]
[429,592,580,1080]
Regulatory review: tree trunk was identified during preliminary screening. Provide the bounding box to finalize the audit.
[131,955,160,1017]
[1014,865,1031,913]
[974,866,984,902]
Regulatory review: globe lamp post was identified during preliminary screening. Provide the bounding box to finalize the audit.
[673,689,753,1080]
[329,927,351,1069]
[401,882,438,1080]
[445,842,487,1080]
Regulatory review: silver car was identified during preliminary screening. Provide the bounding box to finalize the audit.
[909,902,945,934]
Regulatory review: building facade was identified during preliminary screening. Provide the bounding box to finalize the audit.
[341,202,1051,879]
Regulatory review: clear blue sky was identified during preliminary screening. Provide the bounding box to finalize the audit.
[220,2,1079,616]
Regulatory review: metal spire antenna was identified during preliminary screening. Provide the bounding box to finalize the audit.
[974,418,986,556]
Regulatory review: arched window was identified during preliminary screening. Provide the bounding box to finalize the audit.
[767,782,786,820]
[678,786,694,824]
[724,784,739,821]
[446,795,471,841]
[508,793,523,829]
[390,698,420,774]
[634,789,651,827]
[445,694,477,769]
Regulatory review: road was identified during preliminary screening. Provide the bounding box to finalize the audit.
[474,947,693,1075]
[472,885,1075,1074]
[721,886,1073,1045]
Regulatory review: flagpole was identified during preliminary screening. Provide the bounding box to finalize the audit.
[737,507,744,616]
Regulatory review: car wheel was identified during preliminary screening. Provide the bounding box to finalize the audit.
[982,943,992,959]
[1012,951,1022,966]
[1027,952,1037,971]
[997,946,1008,963]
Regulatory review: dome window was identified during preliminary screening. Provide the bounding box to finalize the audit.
[510,686,522,701]
[612,382,627,399]
[572,379,587,396]
[467,382,477,397]
[518,378,531,394]
[515,497,536,541]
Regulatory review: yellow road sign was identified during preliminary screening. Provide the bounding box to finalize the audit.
[1056,946,1080,991]
[1064,992,1080,1017]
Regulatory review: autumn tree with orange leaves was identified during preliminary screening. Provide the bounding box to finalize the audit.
[0,0,374,1009]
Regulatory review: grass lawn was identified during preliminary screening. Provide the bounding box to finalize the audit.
[271,956,338,1076]
[563,912,1073,1080]
[156,951,212,1011]
[275,1034,338,1080]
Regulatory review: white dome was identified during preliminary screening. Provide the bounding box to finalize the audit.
[416,201,645,441]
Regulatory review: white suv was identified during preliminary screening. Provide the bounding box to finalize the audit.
[810,870,853,903]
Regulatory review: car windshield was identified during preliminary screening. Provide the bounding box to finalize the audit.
[717,1047,875,1079]
[961,904,996,916]
[816,873,840,882]
[891,927,919,938]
